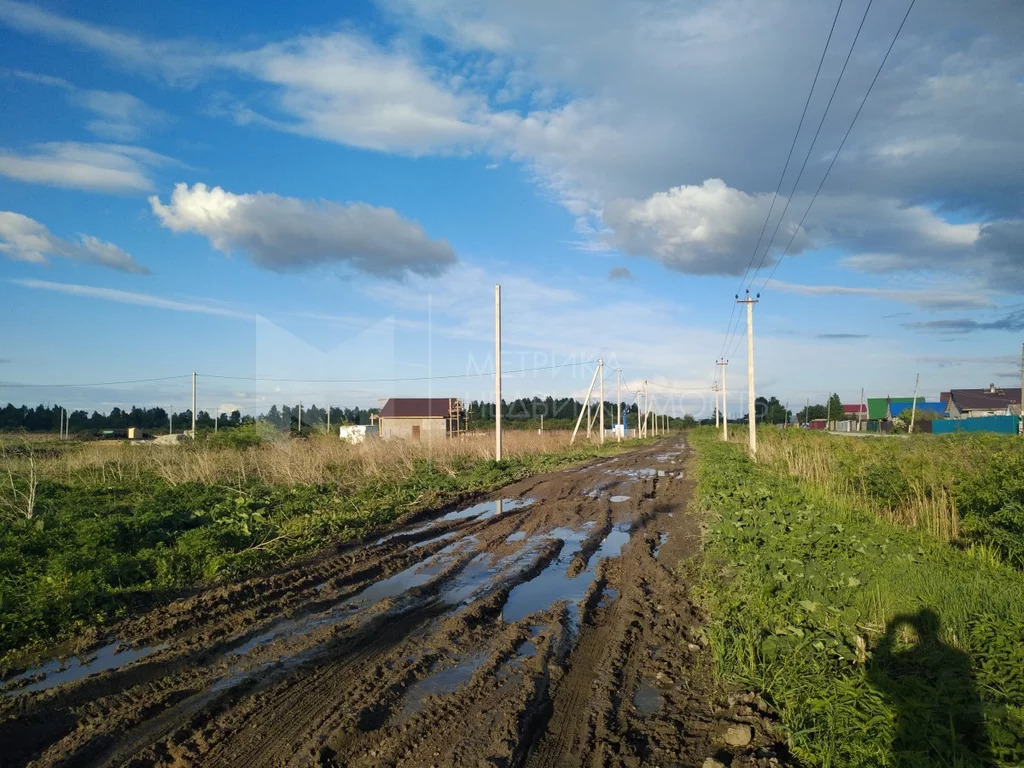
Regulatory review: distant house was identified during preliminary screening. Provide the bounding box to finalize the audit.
[947,385,1022,418]
[866,397,923,421]
[376,398,463,440]
[842,404,867,419]
[889,402,948,420]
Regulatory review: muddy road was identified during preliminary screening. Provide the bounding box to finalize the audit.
[1,437,785,767]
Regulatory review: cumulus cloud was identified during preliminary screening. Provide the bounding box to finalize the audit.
[149,183,457,278]
[0,211,148,273]
[0,142,172,192]
[602,179,807,275]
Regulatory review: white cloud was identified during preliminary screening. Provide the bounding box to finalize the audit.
[149,182,457,278]
[0,212,148,273]
[7,69,165,140]
[221,33,493,155]
[10,278,261,320]
[602,179,805,275]
[0,142,172,192]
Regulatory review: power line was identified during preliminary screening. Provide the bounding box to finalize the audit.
[0,375,191,389]
[746,0,875,291]
[739,0,846,292]
[721,0,846,358]
[199,360,598,383]
[760,0,917,292]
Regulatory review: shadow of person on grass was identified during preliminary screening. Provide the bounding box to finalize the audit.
[868,608,987,766]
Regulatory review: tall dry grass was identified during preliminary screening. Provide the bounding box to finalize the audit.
[753,428,970,542]
[0,429,586,493]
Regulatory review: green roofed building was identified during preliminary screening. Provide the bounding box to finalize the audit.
[866,397,924,421]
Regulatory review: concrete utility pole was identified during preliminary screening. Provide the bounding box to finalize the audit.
[571,362,601,444]
[214,405,218,433]
[909,373,920,434]
[616,368,622,442]
[191,372,197,439]
[717,359,729,441]
[643,379,649,438]
[298,402,302,433]
[494,284,502,461]
[737,290,759,455]
[599,359,605,444]
[713,382,720,428]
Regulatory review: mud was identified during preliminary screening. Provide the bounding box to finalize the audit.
[0,437,789,767]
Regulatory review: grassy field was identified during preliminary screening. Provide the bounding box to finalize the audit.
[0,426,646,667]
[693,427,1024,766]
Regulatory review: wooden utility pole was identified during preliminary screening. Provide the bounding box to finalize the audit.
[737,290,759,455]
[909,373,920,434]
[717,359,729,441]
[191,371,197,439]
[495,284,502,461]
[616,368,622,442]
[599,359,605,444]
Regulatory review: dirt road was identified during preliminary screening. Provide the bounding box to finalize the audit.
[1,437,786,767]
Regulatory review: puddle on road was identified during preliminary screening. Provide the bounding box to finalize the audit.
[399,651,488,719]
[233,544,467,657]
[440,544,540,606]
[506,531,526,542]
[502,522,632,625]
[653,532,669,557]
[609,495,630,503]
[633,682,663,715]
[440,497,534,523]
[375,498,535,545]
[2,640,166,696]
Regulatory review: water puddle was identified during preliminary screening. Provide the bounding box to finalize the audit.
[633,682,663,715]
[375,498,534,545]
[654,532,669,557]
[502,522,633,625]
[609,495,630,503]
[233,545,465,656]
[399,651,488,719]
[439,497,534,523]
[440,544,539,606]
[506,531,526,542]
[515,639,537,658]
[2,640,166,696]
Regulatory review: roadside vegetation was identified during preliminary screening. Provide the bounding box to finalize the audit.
[692,428,1024,766]
[0,426,644,667]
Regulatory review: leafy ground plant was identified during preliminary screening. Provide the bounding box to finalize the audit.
[693,429,1024,767]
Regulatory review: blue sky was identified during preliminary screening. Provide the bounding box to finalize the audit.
[0,0,1022,419]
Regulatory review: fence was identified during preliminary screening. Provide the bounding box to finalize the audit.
[932,415,1020,435]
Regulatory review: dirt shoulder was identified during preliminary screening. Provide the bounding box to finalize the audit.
[1,437,788,767]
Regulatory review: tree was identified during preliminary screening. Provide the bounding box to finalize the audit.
[827,393,843,423]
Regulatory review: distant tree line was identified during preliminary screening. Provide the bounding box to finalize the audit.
[1,399,704,433]
[0,403,379,433]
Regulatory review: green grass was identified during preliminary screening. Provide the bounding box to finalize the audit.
[0,436,646,668]
[692,429,1024,766]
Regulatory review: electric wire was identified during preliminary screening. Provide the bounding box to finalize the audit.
[719,0,846,358]
[745,0,875,292]
[199,360,596,383]
[0,375,191,389]
[759,0,917,292]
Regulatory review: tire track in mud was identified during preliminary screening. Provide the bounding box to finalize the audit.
[1,438,790,768]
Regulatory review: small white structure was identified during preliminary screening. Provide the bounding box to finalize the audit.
[339,424,378,443]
